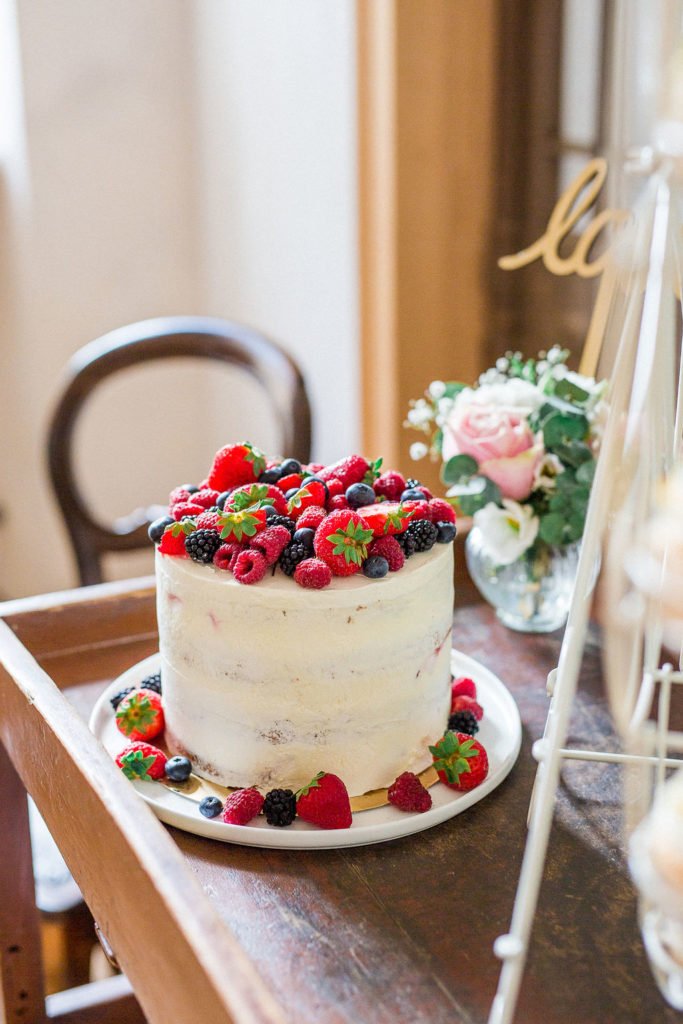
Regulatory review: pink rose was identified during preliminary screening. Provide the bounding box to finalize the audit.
[443,404,542,501]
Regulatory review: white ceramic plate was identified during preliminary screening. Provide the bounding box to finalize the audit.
[90,650,521,849]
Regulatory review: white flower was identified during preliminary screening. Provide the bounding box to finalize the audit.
[473,500,540,566]
[533,452,564,490]
[428,380,447,399]
[455,377,544,417]
[410,442,429,461]
[406,399,433,428]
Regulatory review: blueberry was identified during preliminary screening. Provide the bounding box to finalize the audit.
[293,527,315,551]
[216,491,232,510]
[279,458,302,475]
[259,467,283,484]
[346,482,376,509]
[164,756,193,783]
[185,484,199,494]
[199,796,223,819]
[264,503,279,521]
[436,521,457,543]
[363,555,389,579]
[400,488,427,502]
[148,515,174,544]
[301,475,330,500]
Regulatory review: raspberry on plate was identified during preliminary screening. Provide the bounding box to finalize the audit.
[115,688,165,741]
[430,732,489,791]
[296,772,352,829]
[387,771,432,812]
[451,676,477,700]
[313,510,373,576]
[223,787,265,825]
[116,741,167,781]
[450,694,484,720]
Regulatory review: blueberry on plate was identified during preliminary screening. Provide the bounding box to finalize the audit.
[199,796,223,819]
[148,515,174,544]
[164,756,193,783]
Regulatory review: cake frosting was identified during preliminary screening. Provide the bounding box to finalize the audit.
[156,542,453,795]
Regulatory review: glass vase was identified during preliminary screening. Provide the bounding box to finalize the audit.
[464,527,580,633]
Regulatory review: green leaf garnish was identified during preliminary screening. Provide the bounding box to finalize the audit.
[167,519,197,538]
[363,457,384,485]
[119,749,156,781]
[218,501,267,542]
[326,520,373,565]
[296,771,325,799]
[430,731,478,783]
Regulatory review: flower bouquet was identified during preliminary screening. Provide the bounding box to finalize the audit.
[406,347,606,631]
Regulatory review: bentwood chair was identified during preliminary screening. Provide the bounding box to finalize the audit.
[47,316,312,586]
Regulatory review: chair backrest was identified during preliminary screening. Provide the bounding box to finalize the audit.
[47,316,312,586]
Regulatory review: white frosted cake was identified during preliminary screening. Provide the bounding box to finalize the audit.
[149,442,458,797]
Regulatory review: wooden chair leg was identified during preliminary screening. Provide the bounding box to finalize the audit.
[0,739,46,1023]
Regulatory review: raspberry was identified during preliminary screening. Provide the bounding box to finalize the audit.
[296,505,327,531]
[168,486,194,508]
[172,501,204,521]
[185,529,223,564]
[294,557,333,589]
[368,536,405,572]
[305,462,325,474]
[417,485,434,500]
[451,676,477,700]
[387,772,432,813]
[405,519,438,552]
[196,510,221,531]
[250,525,291,564]
[233,548,268,584]
[450,694,484,720]
[222,787,264,825]
[327,494,349,511]
[448,709,479,735]
[116,741,167,781]
[426,498,456,525]
[374,471,406,502]
[192,488,220,509]
[213,542,244,572]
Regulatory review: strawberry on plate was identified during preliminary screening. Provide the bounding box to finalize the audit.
[429,732,489,792]
[313,509,373,576]
[116,741,167,781]
[207,442,266,491]
[296,771,352,829]
[115,689,165,742]
[356,501,420,538]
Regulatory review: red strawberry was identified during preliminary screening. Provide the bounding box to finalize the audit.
[327,494,349,511]
[387,772,432,812]
[325,478,345,500]
[313,509,373,576]
[451,676,477,700]
[305,462,325,474]
[171,501,204,521]
[296,505,327,531]
[450,694,483,720]
[368,535,405,572]
[116,741,167,781]
[217,502,268,542]
[356,501,420,538]
[232,549,268,584]
[229,483,287,515]
[426,498,456,525]
[287,481,327,520]
[250,525,291,564]
[213,541,245,572]
[207,442,266,491]
[116,688,165,741]
[296,771,352,829]
[222,787,264,825]
[430,732,489,791]
[277,472,304,492]
[319,455,369,489]
[192,488,220,509]
[158,519,196,556]
[374,470,406,502]
[294,557,333,589]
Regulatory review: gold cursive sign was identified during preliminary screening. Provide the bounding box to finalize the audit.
[498,157,628,377]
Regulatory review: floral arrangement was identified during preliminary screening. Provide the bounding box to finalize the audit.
[405,347,606,567]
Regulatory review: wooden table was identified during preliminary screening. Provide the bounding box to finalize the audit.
[1,576,678,1024]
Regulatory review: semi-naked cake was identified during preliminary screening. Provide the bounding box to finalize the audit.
[149,442,458,798]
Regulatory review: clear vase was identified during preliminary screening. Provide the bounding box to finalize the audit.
[464,527,580,633]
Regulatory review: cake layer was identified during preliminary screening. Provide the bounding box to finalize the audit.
[156,543,454,795]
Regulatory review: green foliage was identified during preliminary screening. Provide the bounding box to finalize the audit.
[448,476,502,517]
[441,454,478,486]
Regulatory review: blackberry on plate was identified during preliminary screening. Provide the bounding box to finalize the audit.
[140,671,162,696]
[269,514,296,535]
[405,519,438,552]
[263,788,296,827]
[110,686,134,711]
[396,530,417,557]
[185,529,223,564]
[448,709,479,735]
[279,540,309,576]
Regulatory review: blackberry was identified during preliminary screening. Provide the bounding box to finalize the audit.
[185,529,222,564]
[140,671,162,696]
[110,686,134,711]
[396,530,417,557]
[263,788,296,827]
[279,540,309,576]
[448,709,479,735]
[405,519,438,552]
[269,514,296,535]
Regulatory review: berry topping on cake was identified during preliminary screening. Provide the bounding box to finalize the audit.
[199,796,224,818]
[296,772,352,829]
[450,694,484,720]
[374,470,406,502]
[268,513,297,535]
[148,515,174,544]
[313,510,373,576]
[229,483,287,515]
[279,458,302,476]
[171,501,205,521]
[250,525,292,564]
[158,518,196,556]
[345,482,376,509]
[195,510,221,531]
[279,539,309,576]
[294,557,333,589]
[368,536,405,572]
[400,487,428,503]
[356,501,419,537]
[192,488,221,509]
[263,788,297,827]
[207,442,266,491]
[387,771,433,813]
[116,742,167,781]
[451,676,477,700]
[363,555,389,579]
[404,519,438,552]
[222,787,265,825]
[436,522,457,544]
[325,477,345,500]
[259,466,284,484]
[327,494,350,511]
[110,686,134,711]
[217,502,268,542]
[426,498,456,525]
[448,709,479,735]
[395,530,417,557]
[140,671,162,696]
[430,732,489,791]
[213,541,245,572]
[319,454,370,489]
[296,505,327,531]
[292,527,315,553]
[185,529,223,564]
[168,485,195,507]
[232,549,268,585]
[115,689,165,741]
[164,755,193,782]
[277,472,304,493]
[287,480,327,519]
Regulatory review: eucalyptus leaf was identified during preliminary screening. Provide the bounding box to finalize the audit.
[553,377,590,404]
[553,440,593,469]
[539,512,565,546]
[441,453,478,486]
[447,475,501,516]
[566,511,586,542]
[442,381,467,399]
[542,412,589,450]
[576,458,596,485]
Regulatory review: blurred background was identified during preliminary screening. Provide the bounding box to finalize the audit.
[0,0,662,598]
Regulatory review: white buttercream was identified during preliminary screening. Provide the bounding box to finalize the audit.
[155,543,454,795]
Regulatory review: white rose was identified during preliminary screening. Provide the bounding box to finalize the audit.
[454,377,544,418]
[473,500,540,566]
